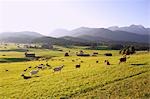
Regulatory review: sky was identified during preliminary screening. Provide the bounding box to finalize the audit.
[0,0,149,35]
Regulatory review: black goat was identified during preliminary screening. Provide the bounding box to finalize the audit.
[76,64,80,68]
[24,69,27,72]
[5,69,8,72]
[96,61,99,63]
[21,74,31,79]
[28,66,32,68]
[46,63,50,67]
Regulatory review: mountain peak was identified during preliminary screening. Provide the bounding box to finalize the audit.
[129,24,145,28]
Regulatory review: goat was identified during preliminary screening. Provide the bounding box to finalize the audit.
[30,69,39,76]
[72,60,75,62]
[119,57,126,64]
[75,64,80,68]
[38,64,47,70]
[104,60,110,65]
[106,61,110,65]
[96,61,99,63]
[46,63,50,67]
[21,74,31,79]
[37,66,42,69]
[34,66,38,68]
[24,69,27,72]
[53,65,64,72]
[5,69,8,72]
[119,56,129,64]
[46,63,52,69]
[28,66,32,68]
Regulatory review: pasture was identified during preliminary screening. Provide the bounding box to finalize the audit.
[0,43,150,99]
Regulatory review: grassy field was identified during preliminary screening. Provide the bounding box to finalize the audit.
[0,43,150,99]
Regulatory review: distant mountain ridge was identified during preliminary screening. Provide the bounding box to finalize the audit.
[49,25,150,37]
[0,25,149,44]
[70,27,149,43]
[108,24,149,35]
[49,25,149,43]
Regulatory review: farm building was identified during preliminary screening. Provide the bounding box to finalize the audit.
[77,54,90,56]
[25,52,35,57]
[24,45,38,48]
[93,52,98,54]
[104,53,112,56]
[76,50,90,56]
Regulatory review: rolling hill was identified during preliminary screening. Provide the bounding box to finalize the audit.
[32,36,93,46]
[0,31,43,43]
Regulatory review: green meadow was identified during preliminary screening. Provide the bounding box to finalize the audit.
[0,44,149,99]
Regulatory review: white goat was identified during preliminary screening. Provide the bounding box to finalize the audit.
[53,65,64,72]
[38,64,47,70]
[30,69,39,76]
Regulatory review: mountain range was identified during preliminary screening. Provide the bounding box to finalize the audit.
[108,25,150,35]
[0,25,149,44]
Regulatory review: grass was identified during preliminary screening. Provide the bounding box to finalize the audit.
[0,43,149,99]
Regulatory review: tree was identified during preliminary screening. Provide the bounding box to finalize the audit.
[119,45,136,55]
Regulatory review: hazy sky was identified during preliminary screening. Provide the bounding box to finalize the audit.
[0,0,149,35]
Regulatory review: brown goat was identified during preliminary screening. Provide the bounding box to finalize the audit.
[119,56,129,64]
[119,57,126,64]
[106,61,110,65]
[104,60,110,65]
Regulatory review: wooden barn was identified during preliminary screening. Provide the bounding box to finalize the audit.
[93,52,98,54]
[77,54,90,56]
[25,52,35,57]
[104,53,112,56]
[76,50,90,56]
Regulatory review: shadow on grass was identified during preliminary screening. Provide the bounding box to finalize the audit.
[0,58,30,63]
[131,63,148,66]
